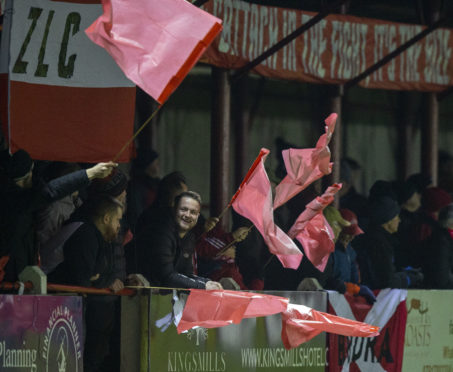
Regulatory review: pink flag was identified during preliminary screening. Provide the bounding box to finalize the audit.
[86,0,222,104]
[177,289,288,333]
[273,113,337,209]
[281,303,380,349]
[232,149,303,269]
[287,184,342,272]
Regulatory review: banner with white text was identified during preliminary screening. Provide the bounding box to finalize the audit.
[202,0,452,92]
[0,295,83,372]
[122,290,328,372]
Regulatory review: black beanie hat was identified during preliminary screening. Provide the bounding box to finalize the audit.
[134,148,159,169]
[88,168,128,198]
[394,180,417,204]
[369,180,397,202]
[369,196,400,226]
[8,149,33,179]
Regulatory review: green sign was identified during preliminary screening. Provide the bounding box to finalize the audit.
[121,290,327,372]
[402,290,453,372]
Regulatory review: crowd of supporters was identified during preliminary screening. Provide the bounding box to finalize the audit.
[1,142,453,371]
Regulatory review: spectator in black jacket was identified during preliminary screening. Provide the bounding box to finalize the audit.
[354,196,423,290]
[421,204,453,289]
[49,195,125,372]
[135,191,222,290]
[0,149,116,282]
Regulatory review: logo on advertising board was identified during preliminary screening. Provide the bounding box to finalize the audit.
[42,305,82,372]
[405,298,431,350]
[186,328,208,346]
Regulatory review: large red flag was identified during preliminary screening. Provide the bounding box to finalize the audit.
[281,303,380,350]
[177,289,288,334]
[232,148,303,269]
[287,184,341,272]
[86,0,222,104]
[273,113,337,209]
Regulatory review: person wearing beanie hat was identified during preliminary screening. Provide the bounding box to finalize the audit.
[338,158,368,231]
[368,196,401,231]
[323,205,351,242]
[419,203,453,289]
[406,173,433,194]
[368,180,398,203]
[353,196,423,290]
[88,167,129,205]
[394,180,423,271]
[422,187,452,216]
[0,148,118,282]
[7,149,34,189]
[127,148,160,231]
[331,209,376,304]
[410,186,453,269]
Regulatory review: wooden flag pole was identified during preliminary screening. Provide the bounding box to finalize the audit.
[214,225,254,258]
[113,104,163,162]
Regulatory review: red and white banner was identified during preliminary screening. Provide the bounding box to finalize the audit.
[4,0,135,162]
[328,289,408,372]
[202,0,453,92]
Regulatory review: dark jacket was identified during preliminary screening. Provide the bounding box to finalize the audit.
[421,226,453,289]
[354,225,409,289]
[133,207,208,289]
[332,242,360,284]
[264,240,345,292]
[394,208,423,270]
[0,170,89,281]
[48,221,116,288]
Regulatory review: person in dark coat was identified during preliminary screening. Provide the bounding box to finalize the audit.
[0,149,116,282]
[126,148,160,231]
[135,191,222,289]
[354,196,423,290]
[333,208,376,303]
[420,204,453,289]
[393,179,423,270]
[48,195,125,372]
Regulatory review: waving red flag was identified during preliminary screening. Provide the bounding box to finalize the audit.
[177,289,288,334]
[228,148,269,208]
[288,184,342,272]
[281,303,380,350]
[273,113,337,209]
[232,149,303,269]
[86,0,222,104]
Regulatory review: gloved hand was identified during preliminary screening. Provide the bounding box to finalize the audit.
[405,268,424,288]
[358,285,377,304]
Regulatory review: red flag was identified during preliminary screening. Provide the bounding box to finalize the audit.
[281,303,380,350]
[86,0,222,104]
[232,148,303,269]
[228,148,268,207]
[177,289,288,334]
[287,184,342,272]
[273,113,337,209]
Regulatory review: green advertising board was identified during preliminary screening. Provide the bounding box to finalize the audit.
[402,290,453,372]
[121,290,328,372]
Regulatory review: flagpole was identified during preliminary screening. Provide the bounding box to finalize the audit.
[113,104,163,162]
[214,225,254,258]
